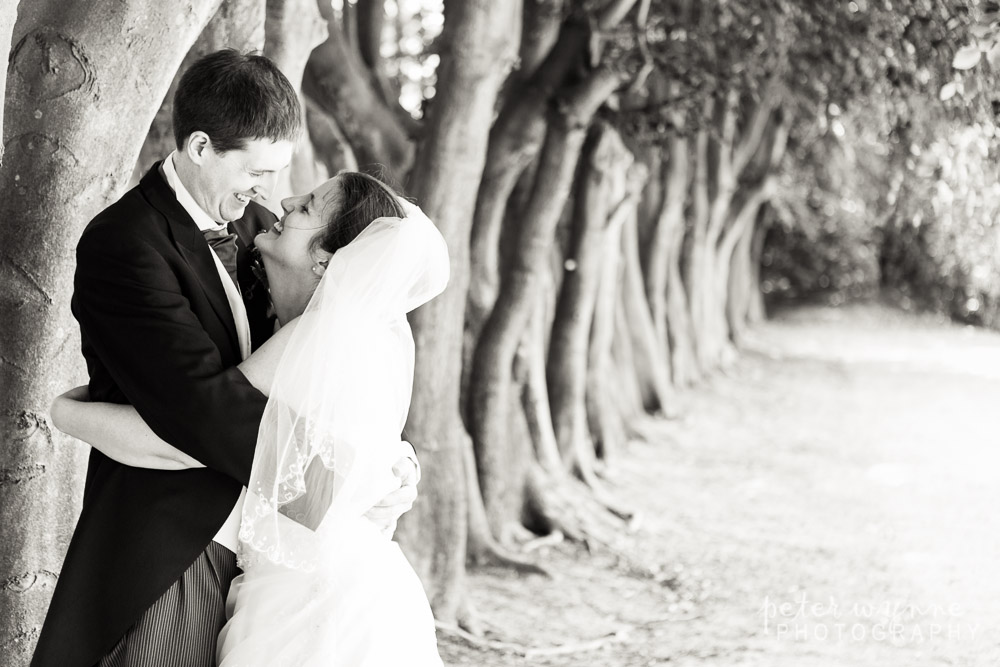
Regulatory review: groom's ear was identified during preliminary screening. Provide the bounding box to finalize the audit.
[185,132,212,165]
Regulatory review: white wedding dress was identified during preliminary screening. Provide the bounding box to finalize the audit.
[216,203,449,667]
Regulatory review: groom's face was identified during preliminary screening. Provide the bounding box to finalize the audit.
[186,134,295,222]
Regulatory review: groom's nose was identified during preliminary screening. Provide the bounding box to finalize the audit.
[254,172,280,201]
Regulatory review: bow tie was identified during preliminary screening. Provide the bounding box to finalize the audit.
[202,226,239,287]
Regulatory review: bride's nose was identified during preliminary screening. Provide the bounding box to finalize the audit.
[280,197,295,213]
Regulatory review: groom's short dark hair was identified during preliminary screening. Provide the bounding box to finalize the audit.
[172,49,302,153]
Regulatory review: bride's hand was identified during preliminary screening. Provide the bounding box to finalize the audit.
[364,449,419,536]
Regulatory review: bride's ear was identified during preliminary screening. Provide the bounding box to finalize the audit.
[311,255,331,278]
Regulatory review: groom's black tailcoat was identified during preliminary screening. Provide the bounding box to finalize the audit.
[31,164,276,667]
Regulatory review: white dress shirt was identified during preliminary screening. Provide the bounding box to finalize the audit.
[161,152,248,553]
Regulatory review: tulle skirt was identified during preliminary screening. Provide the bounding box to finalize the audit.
[217,516,442,667]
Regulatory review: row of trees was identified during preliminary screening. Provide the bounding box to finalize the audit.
[2,0,996,662]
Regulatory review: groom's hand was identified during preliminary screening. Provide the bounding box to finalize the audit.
[365,449,420,535]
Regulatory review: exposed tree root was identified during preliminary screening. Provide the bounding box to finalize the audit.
[435,621,529,653]
[524,464,626,550]
[454,595,485,637]
[464,435,550,577]
[468,540,552,577]
[436,621,632,658]
[627,414,682,445]
[503,521,539,546]
[523,628,632,659]
[521,529,565,554]
[574,458,635,521]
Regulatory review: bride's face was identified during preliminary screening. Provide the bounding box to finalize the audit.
[256,178,340,281]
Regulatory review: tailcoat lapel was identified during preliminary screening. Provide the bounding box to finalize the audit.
[138,163,240,358]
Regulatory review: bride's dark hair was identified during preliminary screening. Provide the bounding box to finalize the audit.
[314,172,406,257]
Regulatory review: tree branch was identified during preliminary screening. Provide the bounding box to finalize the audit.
[559,66,629,129]
[355,0,383,72]
[716,88,739,189]
[304,95,358,174]
[517,0,567,84]
[304,4,414,175]
[692,103,711,235]
[719,176,776,263]
[732,82,779,178]
[598,0,638,30]
[264,0,327,91]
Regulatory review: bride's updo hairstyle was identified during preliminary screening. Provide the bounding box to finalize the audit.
[313,172,406,258]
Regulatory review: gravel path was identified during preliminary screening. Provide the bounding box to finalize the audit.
[439,304,1000,666]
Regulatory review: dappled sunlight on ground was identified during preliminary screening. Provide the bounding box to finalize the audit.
[437,303,1000,666]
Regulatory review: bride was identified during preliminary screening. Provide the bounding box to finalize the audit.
[50,172,448,666]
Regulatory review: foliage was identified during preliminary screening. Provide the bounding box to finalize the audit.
[761,114,883,306]
[613,1,980,144]
[751,0,1000,330]
[764,87,1000,329]
[380,0,443,118]
[879,121,1000,327]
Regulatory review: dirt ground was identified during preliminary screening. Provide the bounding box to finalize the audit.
[436,303,1000,667]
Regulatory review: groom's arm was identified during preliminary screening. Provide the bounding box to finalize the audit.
[72,219,265,486]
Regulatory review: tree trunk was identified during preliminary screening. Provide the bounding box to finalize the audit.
[635,143,663,281]
[547,123,618,463]
[468,66,625,533]
[718,182,775,349]
[666,210,700,386]
[263,0,328,205]
[264,0,325,90]
[644,132,685,368]
[0,2,222,663]
[684,106,711,374]
[723,111,788,343]
[727,206,759,346]
[696,91,740,371]
[304,0,413,177]
[498,0,566,104]
[305,97,358,176]
[746,205,771,325]
[130,0,266,185]
[466,16,589,346]
[686,88,778,373]
[610,285,644,434]
[466,0,636,345]
[521,282,624,547]
[0,0,19,165]
[355,0,419,133]
[355,0,383,73]
[521,288,562,473]
[587,181,629,466]
[396,0,519,627]
[618,163,674,414]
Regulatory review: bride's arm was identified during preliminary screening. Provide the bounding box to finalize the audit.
[51,386,205,470]
[234,318,298,394]
[51,321,299,470]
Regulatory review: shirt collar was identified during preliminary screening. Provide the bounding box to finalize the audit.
[161,152,227,232]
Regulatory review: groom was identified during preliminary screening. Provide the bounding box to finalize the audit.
[31,50,419,667]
